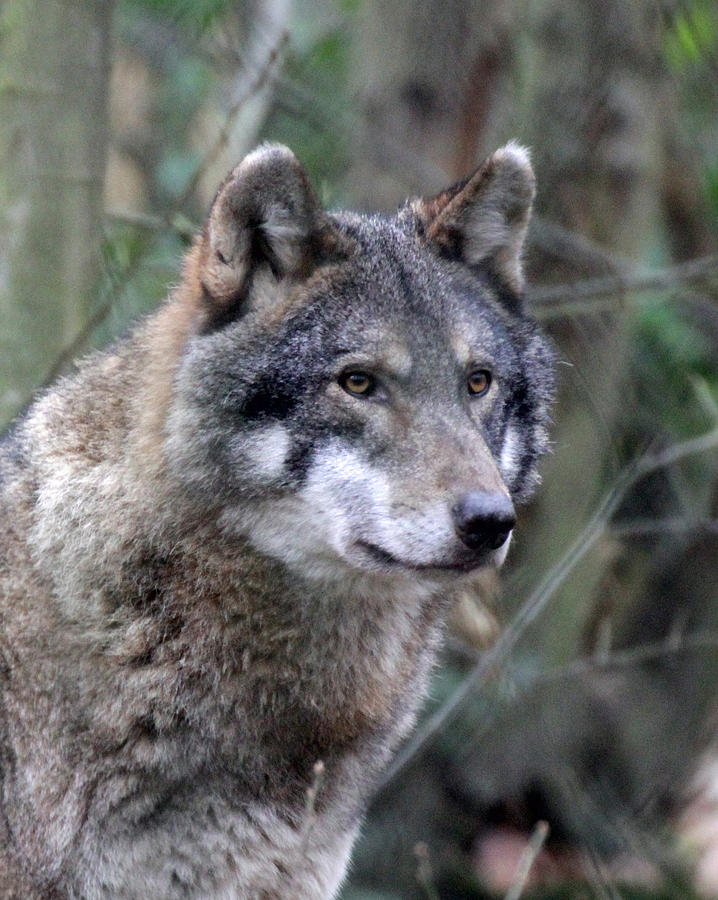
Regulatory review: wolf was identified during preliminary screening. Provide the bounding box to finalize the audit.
[0,142,553,899]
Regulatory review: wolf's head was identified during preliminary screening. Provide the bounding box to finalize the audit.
[165,144,554,584]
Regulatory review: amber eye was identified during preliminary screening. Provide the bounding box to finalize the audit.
[468,369,491,396]
[340,372,375,396]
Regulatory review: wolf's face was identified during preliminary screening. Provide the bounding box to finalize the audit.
[166,145,553,585]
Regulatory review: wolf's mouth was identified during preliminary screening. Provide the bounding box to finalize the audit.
[356,541,488,573]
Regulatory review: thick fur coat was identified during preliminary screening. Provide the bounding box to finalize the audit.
[0,144,553,898]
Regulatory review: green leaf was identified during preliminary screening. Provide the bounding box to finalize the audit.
[664,0,718,70]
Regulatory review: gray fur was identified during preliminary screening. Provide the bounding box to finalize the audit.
[0,144,553,898]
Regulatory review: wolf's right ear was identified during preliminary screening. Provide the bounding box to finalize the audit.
[191,144,345,328]
[412,143,535,297]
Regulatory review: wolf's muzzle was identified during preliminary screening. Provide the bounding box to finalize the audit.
[452,491,516,552]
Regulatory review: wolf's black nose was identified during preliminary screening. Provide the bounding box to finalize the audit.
[452,491,516,551]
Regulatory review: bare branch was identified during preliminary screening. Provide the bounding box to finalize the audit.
[635,427,718,477]
[530,216,635,276]
[175,25,289,210]
[528,253,718,318]
[414,843,441,900]
[106,209,197,240]
[539,632,718,689]
[38,236,152,389]
[503,821,550,900]
[580,844,623,900]
[200,0,294,190]
[610,517,718,538]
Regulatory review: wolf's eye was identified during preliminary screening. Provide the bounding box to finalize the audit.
[468,369,491,396]
[340,372,375,397]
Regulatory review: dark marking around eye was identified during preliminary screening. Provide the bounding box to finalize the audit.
[240,375,300,422]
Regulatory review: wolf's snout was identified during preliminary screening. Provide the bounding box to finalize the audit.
[452,491,516,551]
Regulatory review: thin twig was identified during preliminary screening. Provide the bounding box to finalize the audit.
[530,215,635,276]
[528,253,718,309]
[174,28,289,210]
[504,821,550,900]
[559,766,674,878]
[39,206,202,388]
[375,427,718,794]
[580,844,623,900]
[414,843,441,900]
[610,517,718,538]
[39,236,154,388]
[541,631,718,686]
[634,427,718,477]
[106,209,197,239]
[690,375,718,424]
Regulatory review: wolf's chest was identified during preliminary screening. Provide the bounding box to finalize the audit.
[73,793,356,899]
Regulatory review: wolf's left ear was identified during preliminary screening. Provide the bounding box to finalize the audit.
[413,143,535,295]
[195,144,344,326]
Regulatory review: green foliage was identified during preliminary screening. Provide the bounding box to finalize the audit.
[662,3,718,226]
[636,296,713,376]
[121,0,233,32]
[631,295,717,437]
[621,294,718,519]
[160,55,212,145]
[262,24,353,204]
[664,0,718,71]
[96,224,187,346]
[114,1,215,210]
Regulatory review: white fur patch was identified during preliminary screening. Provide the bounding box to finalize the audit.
[383,341,413,378]
[244,423,291,481]
[262,211,306,270]
[228,440,512,583]
[304,445,393,555]
[241,445,391,571]
[495,140,532,171]
[499,424,520,482]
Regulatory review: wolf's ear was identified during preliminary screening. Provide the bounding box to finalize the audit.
[195,144,344,326]
[413,143,535,295]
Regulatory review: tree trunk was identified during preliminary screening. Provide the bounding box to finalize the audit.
[347,0,514,210]
[0,0,113,427]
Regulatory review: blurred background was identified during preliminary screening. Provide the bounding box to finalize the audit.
[2,0,718,896]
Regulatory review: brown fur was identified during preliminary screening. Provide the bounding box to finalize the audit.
[0,142,550,899]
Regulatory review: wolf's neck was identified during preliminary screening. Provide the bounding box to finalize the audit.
[98,519,446,754]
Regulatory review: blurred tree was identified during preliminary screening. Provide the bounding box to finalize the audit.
[0,0,114,427]
[347,0,513,208]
